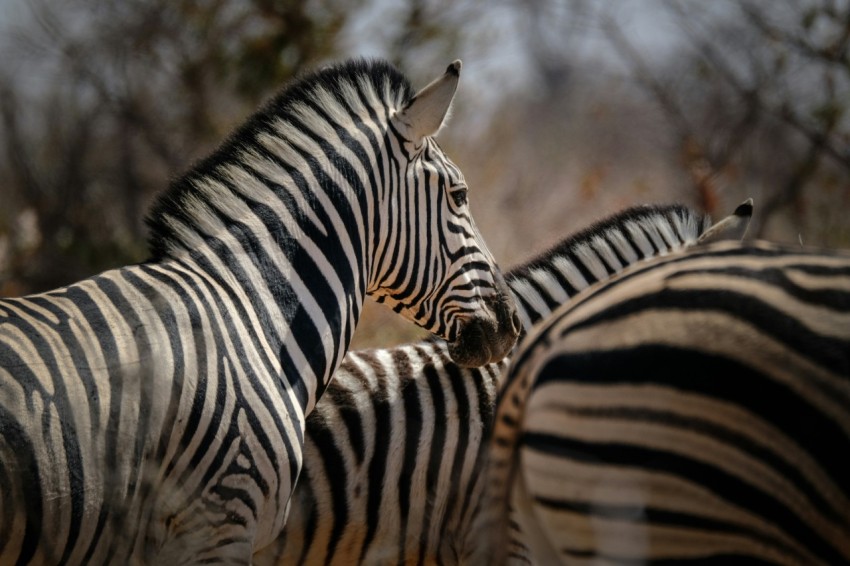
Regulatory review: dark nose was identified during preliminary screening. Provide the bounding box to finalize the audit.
[446,293,520,368]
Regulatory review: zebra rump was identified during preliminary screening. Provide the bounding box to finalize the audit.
[487,240,850,565]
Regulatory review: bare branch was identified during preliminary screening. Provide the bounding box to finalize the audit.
[668,1,850,172]
[0,83,44,205]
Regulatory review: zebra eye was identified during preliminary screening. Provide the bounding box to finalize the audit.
[451,188,468,207]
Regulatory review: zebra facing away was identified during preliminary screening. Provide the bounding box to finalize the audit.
[483,240,850,565]
[0,59,521,564]
[254,200,754,565]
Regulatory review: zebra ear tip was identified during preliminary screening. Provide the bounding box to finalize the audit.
[734,198,754,218]
[396,61,462,140]
[697,198,754,245]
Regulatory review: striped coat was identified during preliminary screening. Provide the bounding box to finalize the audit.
[0,58,518,564]
[485,240,850,565]
[258,200,754,564]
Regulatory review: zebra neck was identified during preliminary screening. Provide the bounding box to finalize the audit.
[154,167,371,412]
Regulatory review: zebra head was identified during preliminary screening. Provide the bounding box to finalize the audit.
[369,60,520,367]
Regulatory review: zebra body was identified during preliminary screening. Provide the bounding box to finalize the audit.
[0,59,519,564]
[257,202,753,564]
[485,240,850,565]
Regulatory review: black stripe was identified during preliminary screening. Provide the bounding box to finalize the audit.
[418,350,451,562]
[530,346,849,563]
[526,430,835,564]
[359,351,392,563]
[56,286,121,563]
[113,270,164,509]
[304,410,349,561]
[317,376,366,466]
[131,267,187,482]
[76,278,135,563]
[294,471,318,564]
[569,286,850,379]
[0,405,43,564]
[371,130,403,285]
[665,264,850,312]
[397,349,422,562]
[535,495,809,563]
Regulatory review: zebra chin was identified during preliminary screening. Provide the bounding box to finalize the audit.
[447,300,521,368]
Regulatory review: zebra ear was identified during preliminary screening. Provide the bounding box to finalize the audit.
[698,198,754,244]
[395,60,461,141]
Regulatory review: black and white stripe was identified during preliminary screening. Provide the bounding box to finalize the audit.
[256,202,753,564]
[485,240,850,565]
[0,58,519,564]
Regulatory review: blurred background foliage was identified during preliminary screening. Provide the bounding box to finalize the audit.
[1,0,848,347]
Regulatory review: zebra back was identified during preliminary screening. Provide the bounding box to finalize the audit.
[256,202,742,565]
[487,240,850,564]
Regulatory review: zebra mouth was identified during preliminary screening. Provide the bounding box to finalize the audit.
[447,308,521,368]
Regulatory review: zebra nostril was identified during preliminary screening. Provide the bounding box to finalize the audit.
[511,310,522,335]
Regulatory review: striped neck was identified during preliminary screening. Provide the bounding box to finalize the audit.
[143,60,414,410]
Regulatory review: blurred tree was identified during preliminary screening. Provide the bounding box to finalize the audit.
[0,0,475,347]
[607,0,850,242]
[3,0,848,344]
[0,0,363,294]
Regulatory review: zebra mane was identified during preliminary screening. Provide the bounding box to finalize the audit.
[145,58,415,260]
[503,204,711,330]
[508,204,710,284]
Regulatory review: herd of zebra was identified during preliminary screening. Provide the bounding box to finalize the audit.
[0,57,848,565]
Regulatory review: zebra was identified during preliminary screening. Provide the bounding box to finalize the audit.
[254,200,754,565]
[482,240,850,565]
[0,58,521,564]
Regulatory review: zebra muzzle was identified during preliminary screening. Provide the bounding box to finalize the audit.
[447,297,521,368]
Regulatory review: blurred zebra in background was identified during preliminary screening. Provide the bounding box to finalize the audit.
[0,58,520,564]
[256,200,753,564]
[483,240,850,565]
